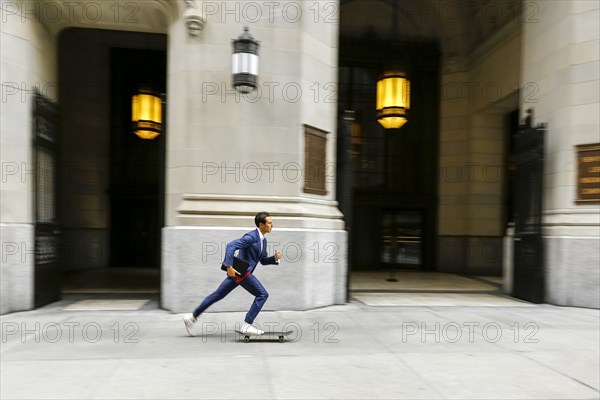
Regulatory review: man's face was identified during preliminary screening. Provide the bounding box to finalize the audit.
[260,217,273,234]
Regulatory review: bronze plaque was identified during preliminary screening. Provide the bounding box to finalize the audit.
[576,143,600,203]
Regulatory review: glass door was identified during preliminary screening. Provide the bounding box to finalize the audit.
[381,210,423,268]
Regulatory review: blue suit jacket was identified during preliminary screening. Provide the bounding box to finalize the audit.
[221,229,277,274]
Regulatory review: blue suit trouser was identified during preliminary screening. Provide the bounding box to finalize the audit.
[192,274,269,324]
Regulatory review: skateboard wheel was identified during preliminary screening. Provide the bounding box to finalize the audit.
[278,336,284,343]
[243,336,250,343]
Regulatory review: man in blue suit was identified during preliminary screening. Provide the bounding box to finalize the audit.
[183,211,282,336]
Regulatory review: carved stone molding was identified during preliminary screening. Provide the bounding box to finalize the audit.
[176,194,345,229]
[183,0,205,36]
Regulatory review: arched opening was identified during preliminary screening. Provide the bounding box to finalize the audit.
[57,28,167,297]
[337,0,523,302]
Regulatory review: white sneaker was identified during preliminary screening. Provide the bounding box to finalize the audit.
[240,322,264,336]
[183,314,196,336]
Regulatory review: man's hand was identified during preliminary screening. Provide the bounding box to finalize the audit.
[274,250,282,261]
[226,266,240,277]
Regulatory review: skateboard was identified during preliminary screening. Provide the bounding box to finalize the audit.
[235,330,293,343]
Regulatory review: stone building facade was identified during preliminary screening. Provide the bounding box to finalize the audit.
[1,0,598,314]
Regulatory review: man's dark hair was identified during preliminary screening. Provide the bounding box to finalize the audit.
[255,211,271,227]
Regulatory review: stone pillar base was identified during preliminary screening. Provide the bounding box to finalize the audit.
[545,236,600,309]
[162,226,347,313]
[1,224,34,315]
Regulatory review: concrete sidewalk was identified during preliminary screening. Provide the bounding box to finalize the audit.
[1,298,599,399]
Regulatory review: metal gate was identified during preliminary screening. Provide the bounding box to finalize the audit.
[33,91,61,307]
[512,109,545,303]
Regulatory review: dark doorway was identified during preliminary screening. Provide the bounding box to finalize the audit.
[109,48,166,269]
[381,209,423,267]
[57,29,166,294]
[337,38,440,272]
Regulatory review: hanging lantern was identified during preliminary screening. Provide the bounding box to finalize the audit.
[232,27,260,93]
[132,88,162,139]
[376,72,410,129]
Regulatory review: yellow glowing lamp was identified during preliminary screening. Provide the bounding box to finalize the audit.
[132,90,162,139]
[376,73,410,129]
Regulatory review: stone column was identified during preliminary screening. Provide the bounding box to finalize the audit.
[0,1,58,313]
[521,0,599,308]
[162,1,346,312]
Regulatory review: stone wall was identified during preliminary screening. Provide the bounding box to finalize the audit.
[521,0,599,308]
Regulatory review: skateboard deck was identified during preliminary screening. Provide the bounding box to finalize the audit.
[235,330,293,343]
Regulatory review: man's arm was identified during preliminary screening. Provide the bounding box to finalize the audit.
[260,250,282,265]
[221,232,255,271]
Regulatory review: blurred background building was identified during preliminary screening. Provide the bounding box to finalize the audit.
[1,0,598,314]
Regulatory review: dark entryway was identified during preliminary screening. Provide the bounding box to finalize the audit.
[109,48,166,269]
[337,38,440,272]
[57,29,166,294]
[380,209,423,267]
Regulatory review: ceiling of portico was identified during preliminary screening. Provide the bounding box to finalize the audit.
[37,0,178,34]
[340,0,522,65]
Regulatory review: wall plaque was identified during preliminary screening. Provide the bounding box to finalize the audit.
[576,143,600,203]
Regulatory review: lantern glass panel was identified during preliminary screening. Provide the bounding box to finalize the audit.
[376,74,410,129]
[232,53,259,75]
[377,76,409,110]
[132,92,161,139]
